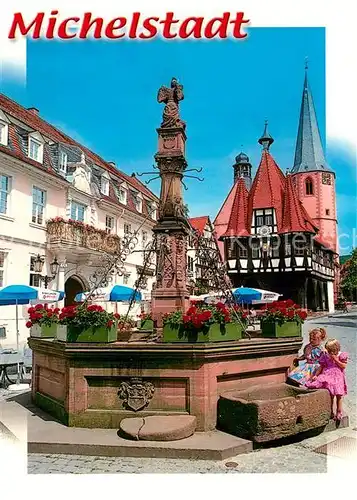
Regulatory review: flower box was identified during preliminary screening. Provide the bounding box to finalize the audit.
[139,319,154,331]
[163,322,242,343]
[30,323,57,339]
[261,320,302,338]
[56,325,117,343]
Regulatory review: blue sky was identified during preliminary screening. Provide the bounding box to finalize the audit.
[0,28,355,253]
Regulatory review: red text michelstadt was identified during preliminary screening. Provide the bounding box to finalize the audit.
[8,11,250,40]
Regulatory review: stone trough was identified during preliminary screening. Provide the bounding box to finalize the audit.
[218,383,331,443]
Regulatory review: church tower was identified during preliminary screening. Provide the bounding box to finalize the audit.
[291,64,338,255]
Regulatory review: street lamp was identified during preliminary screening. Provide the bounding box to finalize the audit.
[33,254,60,289]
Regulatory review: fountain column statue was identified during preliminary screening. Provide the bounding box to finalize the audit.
[151,77,190,332]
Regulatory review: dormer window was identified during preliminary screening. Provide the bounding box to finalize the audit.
[100,173,110,196]
[28,133,44,163]
[150,202,157,220]
[0,121,8,146]
[255,209,273,228]
[119,187,127,204]
[59,151,67,174]
[133,193,142,213]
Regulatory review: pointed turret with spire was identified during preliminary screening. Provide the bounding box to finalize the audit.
[258,120,274,151]
[291,59,332,173]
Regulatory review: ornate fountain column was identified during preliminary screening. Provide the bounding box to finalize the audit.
[151,77,190,330]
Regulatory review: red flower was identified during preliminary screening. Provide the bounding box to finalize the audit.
[298,310,308,320]
[26,321,32,328]
[35,304,43,310]
[107,320,114,328]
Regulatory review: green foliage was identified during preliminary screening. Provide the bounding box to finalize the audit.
[341,248,357,292]
[193,279,210,295]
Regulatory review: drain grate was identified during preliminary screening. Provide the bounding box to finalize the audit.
[314,436,357,459]
[225,461,239,468]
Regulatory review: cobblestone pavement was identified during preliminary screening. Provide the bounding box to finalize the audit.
[3,311,357,474]
[26,425,357,474]
[307,312,357,427]
[27,445,327,474]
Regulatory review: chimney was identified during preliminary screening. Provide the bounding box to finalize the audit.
[27,107,39,116]
[108,161,116,167]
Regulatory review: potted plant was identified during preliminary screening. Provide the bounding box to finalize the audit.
[26,303,60,338]
[139,312,153,330]
[56,304,119,343]
[163,302,246,343]
[260,299,307,338]
[117,316,135,341]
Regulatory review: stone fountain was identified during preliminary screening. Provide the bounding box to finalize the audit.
[29,79,323,441]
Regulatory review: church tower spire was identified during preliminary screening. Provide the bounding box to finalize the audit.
[291,62,338,258]
[291,61,332,173]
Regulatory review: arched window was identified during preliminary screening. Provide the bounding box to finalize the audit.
[305,177,314,195]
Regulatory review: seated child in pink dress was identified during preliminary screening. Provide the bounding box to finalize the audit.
[287,328,326,386]
[305,339,348,421]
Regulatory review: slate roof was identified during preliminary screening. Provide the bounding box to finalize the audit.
[0,92,159,219]
[219,148,321,237]
[247,149,286,231]
[280,174,318,233]
[221,178,249,237]
[188,216,210,235]
[291,70,332,174]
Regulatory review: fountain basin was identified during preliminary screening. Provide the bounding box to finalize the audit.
[218,383,331,442]
[28,337,302,431]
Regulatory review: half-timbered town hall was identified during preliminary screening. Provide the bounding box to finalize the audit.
[214,68,338,312]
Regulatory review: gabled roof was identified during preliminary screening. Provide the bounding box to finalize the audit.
[221,177,249,237]
[214,182,239,228]
[247,149,286,230]
[0,93,159,216]
[280,174,318,233]
[291,69,332,174]
[188,216,210,235]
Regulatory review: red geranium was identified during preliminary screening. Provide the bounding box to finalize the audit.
[58,303,117,330]
[261,300,307,325]
[163,302,247,334]
[26,304,60,327]
[140,312,152,321]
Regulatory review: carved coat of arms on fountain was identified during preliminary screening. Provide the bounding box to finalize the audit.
[118,377,155,412]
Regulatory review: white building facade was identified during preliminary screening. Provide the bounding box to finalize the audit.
[0,94,158,349]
